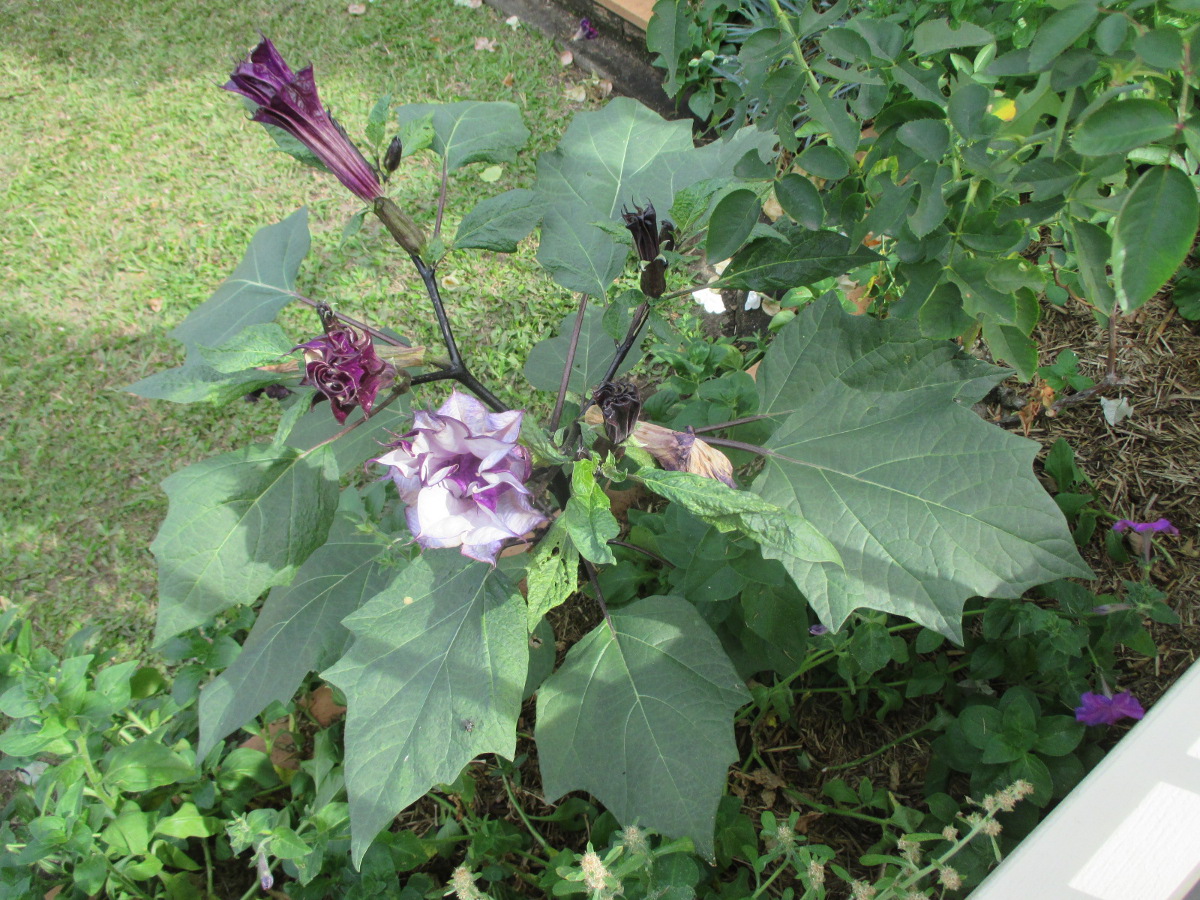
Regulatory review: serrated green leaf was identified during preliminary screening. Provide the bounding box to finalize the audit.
[171,209,309,356]
[151,444,339,644]
[523,304,632,395]
[752,298,1091,639]
[155,803,221,840]
[533,98,773,296]
[723,222,881,292]
[454,189,546,252]
[525,518,579,631]
[323,552,527,865]
[1072,99,1178,157]
[199,323,295,374]
[537,596,748,857]
[198,508,392,758]
[563,459,619,565]
[647,0,691,95]
[1113,166,1199,312]
[912,18,994,56]
[804,86,859,157]
[706,189,761,262]
[395,101,529,170]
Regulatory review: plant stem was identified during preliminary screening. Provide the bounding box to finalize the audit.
[783,789,891,826]
[582,558,615,635]
[74,736,119,813]
[689,415,772,434]
[289,291,409,347]
[767,0,823,94]
[433,156,450,243]
[550,294,589,433]
[502,772,553,855]
[820,722,936,772]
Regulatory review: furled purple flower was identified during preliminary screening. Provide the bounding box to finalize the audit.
[374,392,547,564]
[225,37,383,202]
[572,18,599,41]
[809,624,830,636]
[1074,690,1145,726]
[1113,518,1178,535]
[298,326,395,424]
[255,848,273,892]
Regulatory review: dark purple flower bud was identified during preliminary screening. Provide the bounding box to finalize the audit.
[226,37,384,203]
[264,383,293,400]
[383,134,404,174]
[1074,690,1145,726]
[573,18,599,40]
[1113,518,1178,535]
[374,392,547,564]
[809,624,829,636]
[298,326,395,424]
[592,381,642,445]
[622,202,660,262]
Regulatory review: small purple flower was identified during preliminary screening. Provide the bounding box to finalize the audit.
[1074,690,1145,726]
[226,37,383,202]
[298,326,395,424]
[374,392,547,564]
[809,624,830,636]
[1113,518,1178,535]
[573,18,599,41]
[255,848,273,891]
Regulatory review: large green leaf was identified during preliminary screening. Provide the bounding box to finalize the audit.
[523,304,633,396]
[395,101,530,171]
[525,517,579,631]
[171,209,309,355]
[151,444,339,644]
[536,596,748,857]
[722,222,882,292]
[1112,166,1199,312]
[562,458,620,565]
[647,0,691,95]
[533,98,774,296]
[197,507,393,758]
[1072,99,1178,157]
[752,299,1091,639]
[285,398,412,475]
[454,189,546,252]
[323,552,527,865]
[125,363,282,405]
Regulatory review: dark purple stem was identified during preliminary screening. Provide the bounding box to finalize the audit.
[550,294,589,433]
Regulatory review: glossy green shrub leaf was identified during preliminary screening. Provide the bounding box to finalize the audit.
[151,444,339,643]
[1135,28,1183,69]
[982,321,1039,381]
[776,173,824,230]
[324,552,527,865]
[912,18,993,56]
[1094,14,1128,54]
[1072,99,1178,157]
[396,101,529,170]
[706,189,761,261]
[753,299,1091,639]
[198,509,393,758]
[1113,166,1199,311]
[537,596,748,857]
[1068,219,1116,315]
[897,119,950,162]
[798,143,850,181]
[1027,2,1099,72]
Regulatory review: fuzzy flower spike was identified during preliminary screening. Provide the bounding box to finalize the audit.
[374,392,547,564]
[225,37,384,203]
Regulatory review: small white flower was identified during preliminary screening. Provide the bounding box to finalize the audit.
[694,287,725,315]
[744,290,761,311]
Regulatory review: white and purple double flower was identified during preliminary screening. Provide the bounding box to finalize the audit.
[374,392,547,565]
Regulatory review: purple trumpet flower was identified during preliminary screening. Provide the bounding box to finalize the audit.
[298,326,394,424]
[226,37,383,202]
[1113,518,1178,535]
[1075,690,1145,726]
[374,392,547,565]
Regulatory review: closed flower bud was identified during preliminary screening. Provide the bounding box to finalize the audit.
[384,134,404,174]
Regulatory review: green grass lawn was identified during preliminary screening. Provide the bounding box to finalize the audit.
[0,0,586,656]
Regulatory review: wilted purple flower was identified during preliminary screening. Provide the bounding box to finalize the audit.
[374,392,547,564]
[255,848,273,891]
[1075,690,1145,726]
[225,37,383,202]
[298,326,395,424]
[572,18,599,41]
[592,381,642,445]
[621,202,675,298]
[1113,518,1178,535]
[809,624,829,636]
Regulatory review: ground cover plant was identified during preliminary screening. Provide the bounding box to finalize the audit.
[3,0,1199,898]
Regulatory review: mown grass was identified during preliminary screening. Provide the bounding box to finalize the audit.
[0,0,588,656]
